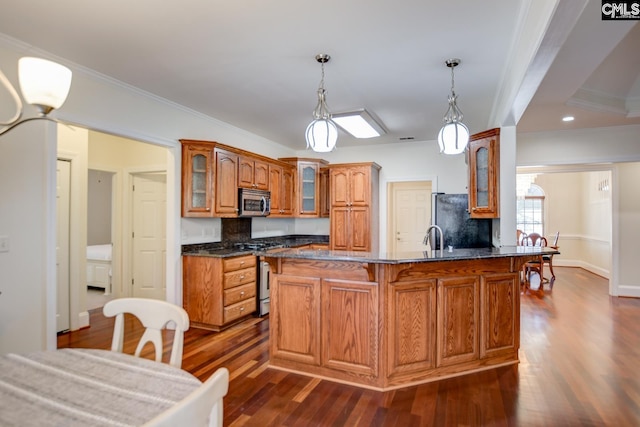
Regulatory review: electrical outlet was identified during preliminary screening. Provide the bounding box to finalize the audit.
[0,236,9,253]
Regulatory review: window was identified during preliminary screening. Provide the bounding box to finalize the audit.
[516,183,545,236]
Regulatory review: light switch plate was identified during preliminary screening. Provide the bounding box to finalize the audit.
[0,235,9,252]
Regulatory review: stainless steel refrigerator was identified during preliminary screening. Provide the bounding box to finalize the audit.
[431,193,492,249]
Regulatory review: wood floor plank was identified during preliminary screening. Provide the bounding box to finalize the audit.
[57,267,640,426]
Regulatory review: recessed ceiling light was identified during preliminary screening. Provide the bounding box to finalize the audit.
[562,116,574,122]
[332,109,386,138]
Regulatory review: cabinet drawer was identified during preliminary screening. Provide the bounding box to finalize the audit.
[224,282,256,306]
[224,297,256,323]
[223,267,256,289]
[223,255,256,272]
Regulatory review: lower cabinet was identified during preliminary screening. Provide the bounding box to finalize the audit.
[270,275,378,376]
[387,279,437,376]
[267,257,521,390]
[387,272,519,378]
[183,254,257,330]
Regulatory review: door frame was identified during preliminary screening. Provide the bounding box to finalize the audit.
[123,166,168,299]
[386,178,438,253]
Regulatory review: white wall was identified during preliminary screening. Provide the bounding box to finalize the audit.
[0,121,56,354]
[532,170,611,278]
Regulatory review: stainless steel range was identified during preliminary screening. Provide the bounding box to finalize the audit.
[258,260,270,316]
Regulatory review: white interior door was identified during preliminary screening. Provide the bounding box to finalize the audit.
[56,159,71,332]
[389,181,432,252]
[132,172,166,300]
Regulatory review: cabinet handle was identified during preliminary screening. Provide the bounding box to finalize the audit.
[240,261,245,265]
[240,307,245,312]
[206,207,210,211]
[240,291,245,296]
[240,275,245,279]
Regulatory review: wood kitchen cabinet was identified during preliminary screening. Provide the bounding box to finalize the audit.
[436,276,479,367]
[214,148,239,216]
[319,167,330,218]
[480,272,519,359]
[238,155,269,190]
[329,163,380,251]
[322,278,378,376]
[181,143,214,217]
[182,254,257,331]
[468,128,500,218]
[280,158,329,218]
[268,162,295,217]
[388,279,437,376]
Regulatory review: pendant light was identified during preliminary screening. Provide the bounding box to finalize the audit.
[437,58,469,155]
[305,54,338,153]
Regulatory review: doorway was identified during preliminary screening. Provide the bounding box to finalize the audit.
[387,181,433,252]
[86,169,116,310]
[56,159,71,333]
[131,172,167,300]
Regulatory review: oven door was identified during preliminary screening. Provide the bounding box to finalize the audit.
[258,261,270,316]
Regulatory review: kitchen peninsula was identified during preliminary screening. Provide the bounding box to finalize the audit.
[261,246,557,391]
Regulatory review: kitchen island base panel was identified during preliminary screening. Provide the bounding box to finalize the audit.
[264,249,540,391]
[267,358,519,392]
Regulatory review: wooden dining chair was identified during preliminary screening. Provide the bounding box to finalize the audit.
[143,367,229,427]
[103,298,190,368]
[522,233,548,292]
[542,232,560,286]
[516,229,527,246]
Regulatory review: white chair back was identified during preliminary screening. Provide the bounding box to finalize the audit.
[103,298,190,368]
[143,367,229,427]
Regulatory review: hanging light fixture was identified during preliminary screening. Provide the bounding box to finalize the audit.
[437,58,469,155]
[0,57,72,137]
[305,54,338,153]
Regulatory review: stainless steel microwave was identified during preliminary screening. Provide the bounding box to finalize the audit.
[238,188,271,217]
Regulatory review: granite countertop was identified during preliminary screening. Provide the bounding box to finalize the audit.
[257,245,560,265]
[181,235,329,258]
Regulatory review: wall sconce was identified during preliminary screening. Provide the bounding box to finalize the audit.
[305,54,338,153]
[0,57,72,136]
[437,58,469,155]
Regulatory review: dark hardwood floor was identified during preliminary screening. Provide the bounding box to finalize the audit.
[58,267,640,426]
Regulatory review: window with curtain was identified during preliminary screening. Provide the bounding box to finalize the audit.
[516,183,545,236]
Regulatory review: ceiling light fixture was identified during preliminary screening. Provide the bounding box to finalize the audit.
[0,57,72,136]
[437,58,469,155]
[305,54,338,153]
[332,109,386,139]
[562,115,574,122]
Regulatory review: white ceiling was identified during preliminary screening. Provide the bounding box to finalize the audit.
[1,0,639,150]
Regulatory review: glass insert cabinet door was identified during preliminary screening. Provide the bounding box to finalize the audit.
[468,128,499,219]
[301,164,317,213]
[181,143,214,217]
[191,154,208,208]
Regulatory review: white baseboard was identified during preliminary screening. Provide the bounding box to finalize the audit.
[554,259,609,279]
[78,311,90,329]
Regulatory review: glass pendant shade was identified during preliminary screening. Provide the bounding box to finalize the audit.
[438,122,469,155]
[306,118,338,152]
[18,57,72,115]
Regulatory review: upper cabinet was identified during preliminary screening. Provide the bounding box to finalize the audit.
[269,162,295,217]
[329,163,381,252]
[181,143,214,217]
[181,140,330,219]
[467,128,500,219]
[213,148,239,216]
[280,158,329,218]
[238,155,269,190]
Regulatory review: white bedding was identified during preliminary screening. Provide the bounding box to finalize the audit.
[86,244,112,261]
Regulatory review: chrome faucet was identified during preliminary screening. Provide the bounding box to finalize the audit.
[423,225,444,257]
